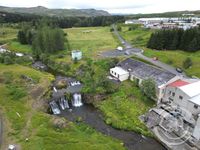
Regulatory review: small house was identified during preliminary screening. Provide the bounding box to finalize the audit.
[110,67,129,81]
[71,50,82,60]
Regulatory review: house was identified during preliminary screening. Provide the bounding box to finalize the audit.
[71,50,82,60]
[163,80,200,116]
[110,67,129,81]
[110,58,179,100]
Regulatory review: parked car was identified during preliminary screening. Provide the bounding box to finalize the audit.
[176,68,183,73]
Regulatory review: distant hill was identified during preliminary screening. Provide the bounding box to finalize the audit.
[0,6,110,17]
[126,10,200,19]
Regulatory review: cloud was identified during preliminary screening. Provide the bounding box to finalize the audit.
[0,0,200,14]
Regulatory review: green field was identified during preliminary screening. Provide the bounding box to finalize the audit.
[64,27,119,57]
[119,24,200,78]
[98,81,155,137]
[0,27,18,44]
[120,25,153,47]
[6,41,32,53]
[0,64,124,150]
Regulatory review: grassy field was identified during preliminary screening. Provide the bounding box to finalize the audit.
[6,41,32,54]
[120,25,153,47]
[0,27,18,44]
[119,24,200,78]
[0,64,124,150]
[144,48,200,77]
[63,27,119,58]
[98,81,155,137]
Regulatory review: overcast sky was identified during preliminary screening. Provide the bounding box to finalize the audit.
[0,0,200,14]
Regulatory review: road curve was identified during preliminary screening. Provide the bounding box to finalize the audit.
[112,24,186,77]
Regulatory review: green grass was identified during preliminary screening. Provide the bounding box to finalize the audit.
[120,25,153,47]
[6,41,32,54]
[64,27,119,58]
[144,48,200,77]
[98,81,155,137]
[0,27,18,44]
[0,64,125,150]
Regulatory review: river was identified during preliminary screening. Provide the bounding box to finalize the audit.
[59,104,166,150]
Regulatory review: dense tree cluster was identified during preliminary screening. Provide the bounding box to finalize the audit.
[0,11,125,28]
[147,27,200,52]
[32,26,65,56]
[17,21,65,56]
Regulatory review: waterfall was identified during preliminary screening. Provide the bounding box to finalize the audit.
[72,93,83,107]
[49,101,61,115]
[59,96,69,110]
[53,87,57,93]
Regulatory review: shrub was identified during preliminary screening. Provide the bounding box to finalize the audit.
[183,57,193,69]
[4,55,13,65]
[140,79,156,100]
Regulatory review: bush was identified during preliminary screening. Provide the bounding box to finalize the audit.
[183,57,193,69]
[140,79,156,100]
[4,55,13,65]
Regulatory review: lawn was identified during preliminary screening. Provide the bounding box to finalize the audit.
[0,64,125,150]
[63,27,119,59]
[144,48,200,78]
[120,24,153,47]
[98,81,156,137]
[0,27,18,44]
[6,41,32,54]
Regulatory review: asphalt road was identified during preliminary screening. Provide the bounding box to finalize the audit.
[102,24,186,77]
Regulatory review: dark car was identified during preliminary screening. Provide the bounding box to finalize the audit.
[176,68,183,73]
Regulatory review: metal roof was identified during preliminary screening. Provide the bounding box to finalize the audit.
[118,58,176,86]
[180,81,200,97]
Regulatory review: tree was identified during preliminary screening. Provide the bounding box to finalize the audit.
[183,57,193,69]
[4,56,13,65]
[140,79,156,100]
[32,26,65,56]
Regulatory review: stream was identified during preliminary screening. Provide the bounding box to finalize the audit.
[58,104,165,150]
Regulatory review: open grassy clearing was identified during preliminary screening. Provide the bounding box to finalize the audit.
[6,41,32,54]
[0,64,125,150]
[63,27,119,58]
[0,27,18,44]
[120,25,153,47]
[144,48,200,78]
[98,81,155,137]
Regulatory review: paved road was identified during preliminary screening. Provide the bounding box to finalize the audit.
[104,24,186,77]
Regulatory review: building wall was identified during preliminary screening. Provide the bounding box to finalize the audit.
[72,51,82,60]
[193,114,200,140]
[110,70,129,81]
[163,86,200,116]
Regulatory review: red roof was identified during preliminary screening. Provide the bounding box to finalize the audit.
[169,80,190,87]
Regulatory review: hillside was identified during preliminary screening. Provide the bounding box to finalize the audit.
[0,5,110,17]
[127,10,200,18]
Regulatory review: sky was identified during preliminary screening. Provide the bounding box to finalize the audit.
[0,0,200,14]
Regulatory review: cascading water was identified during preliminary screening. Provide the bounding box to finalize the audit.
[59,96,69,110]
[49,101,61,114]
[72,93,83,107]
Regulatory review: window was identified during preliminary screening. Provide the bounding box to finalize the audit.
[179,96,183,100]
[172,92,175,96]
[194,104,198,109]
[168,91,172,95]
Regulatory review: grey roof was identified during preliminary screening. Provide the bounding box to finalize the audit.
[117,58,176,86]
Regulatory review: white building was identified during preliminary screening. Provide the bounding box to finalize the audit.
[110,58,179,100]
[163,80,200,116]
[71,50,82,60]
[110,67,129,81]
